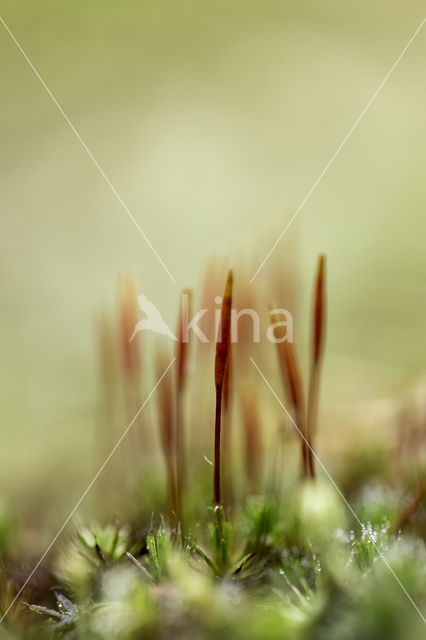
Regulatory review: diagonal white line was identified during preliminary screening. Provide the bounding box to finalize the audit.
[250,356,426,624]
[0,357,176,624]
[0,16,176,285]
[250,17,426,284]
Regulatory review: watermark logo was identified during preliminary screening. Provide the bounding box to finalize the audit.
[130,294,177,342]
[130,293,293,344]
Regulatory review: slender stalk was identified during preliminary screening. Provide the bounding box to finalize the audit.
[285,340,309,479]
[214,386,223,506]
[222,345,234,511]
[240,391,263,494]
[270,309,308,479]
[306,254,326,479]
[175,289,192,530]
[156,351,177,527]
[175,400,184,527]
[118,276,142,468]
[213,270,233,509]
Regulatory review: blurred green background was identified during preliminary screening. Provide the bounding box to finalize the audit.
[0,1,425,531]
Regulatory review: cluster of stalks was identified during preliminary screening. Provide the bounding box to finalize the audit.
[211,257,326,520]
[156,256,326,535]
[97,257,426,549]
[99,258,326,533]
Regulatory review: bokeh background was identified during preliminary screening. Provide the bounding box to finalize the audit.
[1,1,425,538]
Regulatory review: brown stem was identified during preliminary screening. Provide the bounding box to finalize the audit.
[306,254,326,480]
[175,288,191,532]
[166,451,178,528]
[297,410,310,480]
[270,308,308,480]
[175,398,184,528]
[306,369,320,480]
[214,385,223,507]
[213,270,233,508]
[222,346,233,511]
